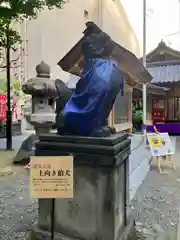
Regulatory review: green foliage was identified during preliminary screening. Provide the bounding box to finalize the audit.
[0,0,67,19]
[0,77,6,93]
[0,0,68,48]
[0,18,22,48]
[132,108,143,124]
[0,77,21,93]
[132,127,136,133]
[12,79,21,91]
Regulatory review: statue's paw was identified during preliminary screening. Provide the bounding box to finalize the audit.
[92,127,111,137]
[108,126,116,134]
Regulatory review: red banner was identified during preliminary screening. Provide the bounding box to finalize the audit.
[0,94,7,120]
[152,99,165,124]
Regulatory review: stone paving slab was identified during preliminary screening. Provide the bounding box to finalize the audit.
[0,134,30,151]
[129,136,150,201]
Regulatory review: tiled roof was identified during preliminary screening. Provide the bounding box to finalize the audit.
[58,21,152,82]
[147,60,180,84]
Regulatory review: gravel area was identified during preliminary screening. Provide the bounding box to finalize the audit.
[132,165,180,239]
[1,167,179,240]
[0,170,37,240]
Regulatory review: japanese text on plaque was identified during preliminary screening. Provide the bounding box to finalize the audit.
[30,156,73,198]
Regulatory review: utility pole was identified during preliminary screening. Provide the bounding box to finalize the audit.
[179,0,180,49]
[6,24,12,150]
[142,0,147,142]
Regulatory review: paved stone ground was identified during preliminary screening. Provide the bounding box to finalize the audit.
[132,137,180,240]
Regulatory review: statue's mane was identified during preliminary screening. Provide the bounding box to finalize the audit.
[82,32,114,59]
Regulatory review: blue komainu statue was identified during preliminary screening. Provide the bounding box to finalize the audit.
[55,28,124,137]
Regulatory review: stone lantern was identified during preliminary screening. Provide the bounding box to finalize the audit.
[14,61,58,163]
[22,61,57,136]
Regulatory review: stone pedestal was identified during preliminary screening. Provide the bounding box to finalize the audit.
[30,132,134,240]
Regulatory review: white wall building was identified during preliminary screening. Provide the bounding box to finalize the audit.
[10,0,141,131]
[16,0,140,82]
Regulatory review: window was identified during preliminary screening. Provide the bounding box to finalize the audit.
[114,90,131,124]
[84,10,89,19]
[159,54,164,61]
[48,99,54,106]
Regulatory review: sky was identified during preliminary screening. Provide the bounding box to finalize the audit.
[121,0,180,55]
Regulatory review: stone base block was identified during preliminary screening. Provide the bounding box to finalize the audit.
[31,132,133,240]
[13,134,36,163]
[28,218,135,240]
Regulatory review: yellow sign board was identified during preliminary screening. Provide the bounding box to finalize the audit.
[30,156,73,198]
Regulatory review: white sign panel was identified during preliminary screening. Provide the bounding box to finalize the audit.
[147,132,174,157]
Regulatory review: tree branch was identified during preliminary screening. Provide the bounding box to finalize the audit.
[0,49,24,68]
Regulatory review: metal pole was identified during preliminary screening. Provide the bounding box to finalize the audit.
[51,198,55,240]
[143,0,147,142]
[98,0,103,29]
[179,0,180,49]
[6,24,12,150]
